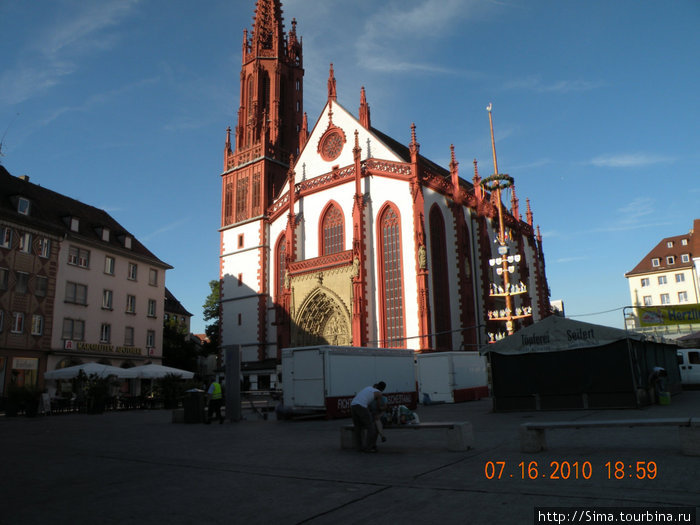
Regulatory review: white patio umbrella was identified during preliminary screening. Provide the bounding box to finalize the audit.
[127,364,194,379]
[44,362,137,380]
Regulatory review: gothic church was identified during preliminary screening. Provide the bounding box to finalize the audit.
[219,0,551,389]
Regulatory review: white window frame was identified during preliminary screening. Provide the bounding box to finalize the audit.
[31,314,43,335]
[666,241,674,248]
[678,291,688,303]
[147,299,156,317]
[660,293,670,305]
[643,296,652,306]
[146,330,155,348]
[667,255,675,265]
[675,273,685,283]
[18,197,30,215]
[126,294,136,314]
[100,323,111,343]
[658,275,667,285]
[681,239,688,246]
[681,254,690,263]
[19,232,32,253]
[651,258,660,267]
[0,227,11,248]
[104,256,115,275]
[640,278,650,288]
[12,312,24,333]
[128,263,138,281]
[102,289,113,310]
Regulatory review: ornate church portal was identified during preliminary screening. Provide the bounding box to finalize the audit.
[294,288,351,347]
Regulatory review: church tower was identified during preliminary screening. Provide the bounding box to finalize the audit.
[220,1,303,370]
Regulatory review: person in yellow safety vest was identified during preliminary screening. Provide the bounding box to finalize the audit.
[205,377,224,424]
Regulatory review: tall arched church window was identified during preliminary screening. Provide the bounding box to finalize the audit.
[429,206,452,350]
[378,204,405,348]
[320,203,344,255]
[275,234,286,301]
[246,75,254,145]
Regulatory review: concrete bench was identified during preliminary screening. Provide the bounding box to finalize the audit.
[519,417,700,456]
[341,421,473,452]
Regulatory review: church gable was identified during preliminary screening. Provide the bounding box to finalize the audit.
[295,100,403,182]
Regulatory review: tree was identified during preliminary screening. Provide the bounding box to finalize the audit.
[162,319,198,371]
[202,279,220,357]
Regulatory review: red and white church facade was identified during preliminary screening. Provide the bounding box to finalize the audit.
[219,0,551,389]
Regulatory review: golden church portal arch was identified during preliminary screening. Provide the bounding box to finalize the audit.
[293,287,351,347]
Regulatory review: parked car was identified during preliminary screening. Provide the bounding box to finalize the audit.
[677,349,700,388]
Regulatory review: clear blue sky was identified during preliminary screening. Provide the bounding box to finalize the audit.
[1,0,698,335]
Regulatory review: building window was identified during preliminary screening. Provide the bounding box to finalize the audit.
[146,330,155,348]
[19,232,32,253]
[12,312,24,333]
[320,203,344,255]
[1,227,12,248]
[0,267,8,290]
[237,273,243,286]
[31,315,43,336]
[238,234,244,249]
[238,313,242,325]
[430,205,452,351]
[643,296,652,306]
[104,256,115,275]
[18,197,30,215]
[149,268,158,286]
[124,326,134,346]
[678,291,688,303]
[640,278,650,287]
[651,258,660,267]
[100,323,111,343]
[666,241,674,248]
[658,275,667,285]
[681,254,690,263]
[102,289,113,309]
[128,263,138,281]
[65,282,88,305]
[681,239,688,246]
[68,246,90,268]
[667,255,675,265]
[35,276,48,297]
[236,174,249,222]
[147,299,156,317]
[660,293,670,305]
[276,235,286,301]
[62,318,84,340]
[126,295,136,314]
[39,238,50,258]
[15,272,29,294]
[675,273,685,283]
[378,204,405,348]
[70,217,79,232]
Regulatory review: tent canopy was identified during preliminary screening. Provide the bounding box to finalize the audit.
[127,364,194,379]
[481,315,644,355]
[45,363,137,380]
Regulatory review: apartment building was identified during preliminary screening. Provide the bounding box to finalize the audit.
[0,167,172,397]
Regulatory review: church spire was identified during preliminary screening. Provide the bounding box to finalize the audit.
[327,63,337,102]
[359,86,371,129]
[251,0,285,56]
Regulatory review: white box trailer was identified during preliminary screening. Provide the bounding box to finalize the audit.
[281,345,417,418]
[677,349,700,387]
[417,351,489,404]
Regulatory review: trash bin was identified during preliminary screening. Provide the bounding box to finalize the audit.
[183,389,205,423]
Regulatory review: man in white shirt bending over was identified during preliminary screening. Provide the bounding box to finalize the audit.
[350,381,386,453]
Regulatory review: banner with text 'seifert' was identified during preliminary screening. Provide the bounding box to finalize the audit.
[637,304,700,326]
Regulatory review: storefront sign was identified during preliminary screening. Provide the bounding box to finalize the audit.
[12,357,38,370]
[63,340,143,356]
[637,304,700,326]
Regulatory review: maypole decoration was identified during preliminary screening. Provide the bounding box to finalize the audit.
[482,103,532,343]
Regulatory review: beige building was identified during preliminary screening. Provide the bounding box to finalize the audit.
[625,218,700,338]
[0,167,171,398]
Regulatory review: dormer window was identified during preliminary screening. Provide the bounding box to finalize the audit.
[666,241,674,248]
[101,228,110,242]
[681,254,690,263]
[70,217,80,232]
[681,239,688,246]
[124,236,132,249]
[667,256,675,265]
[651,258,660,267]
[18,198,30,215]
